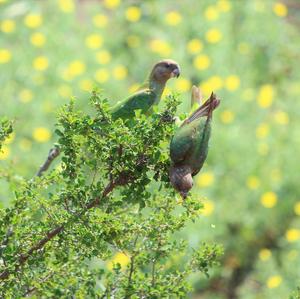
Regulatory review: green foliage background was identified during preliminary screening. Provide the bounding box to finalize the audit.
[1,0,300,297]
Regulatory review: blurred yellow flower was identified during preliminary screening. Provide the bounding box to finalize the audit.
[193,54,211,70]
[196,171,214,187]
[33,56,49,71]
[162,87,171,98]
[201,200,215,216]
[68,60,86,77]
[246,176,260,190]
[95,68,110,83]
[58,84,73,98]
[256,123,270,139]
[260,191,277,208]
[204,6,219,21]
[58,0,74,13]
[220,110,235,124]
[209,76,223,91]
[127,35,141,48]
[0,0,8,3]
[267,275,282,289]
[294,202,300,216]
[19,89,33,103]
[0,146,10,160]
[19,139,32,152]
[1,19,15,33]
[30,32,46,47]
[0,49,12,64]
[128,83,140,94]
[150,39,172,56]
[206,28,222,43]
[4,132,15,145]
[225,75,240,91]
[274,111,289,125]
[79,79,93,92]
[187,39,203,54]
[85,34,103,49]
[165,11,182,26]
[273,2,288,17]
[33,127,51,143]
[104,0,120,10]
[257,84,274,108]
[93,14,108,27]
[126,6,141,22]
[257,142,269,156]
[238,42,250,55]
[107,252,130,270]
[113,65,128,80]
[285,229,300,242]
[217,0,231,12]
[175,78,191,92]
[259,248,271,261]
[24,14,43,28]
[95,50,111,64]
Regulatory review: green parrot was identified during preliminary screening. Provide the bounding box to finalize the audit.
[110,59,180,120]
[169,91,220,198]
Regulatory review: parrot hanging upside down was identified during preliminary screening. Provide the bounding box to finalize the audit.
[110,59,180,120]
[169,90,220,199]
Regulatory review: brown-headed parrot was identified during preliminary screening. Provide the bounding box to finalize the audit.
[110,59,180,120]
[169,91,220,198]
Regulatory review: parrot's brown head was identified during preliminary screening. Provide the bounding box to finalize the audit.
[169,165,193,199]
[150,59,180,84]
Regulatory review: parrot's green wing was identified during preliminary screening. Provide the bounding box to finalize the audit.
[110,89,156,120]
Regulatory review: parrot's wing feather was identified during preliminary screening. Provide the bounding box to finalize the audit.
[111,89,156,120]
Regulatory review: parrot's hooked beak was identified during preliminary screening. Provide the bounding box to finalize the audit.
[171,67,180,78]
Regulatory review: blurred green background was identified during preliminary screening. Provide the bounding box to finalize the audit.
[1,0,300,297]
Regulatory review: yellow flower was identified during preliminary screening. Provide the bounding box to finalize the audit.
[205,6,219,21]
[274,111,289,125]
[193,54,211,70]
[1,19,15,33]
[150,39,172,56]
[113,65,128,80]
[0,146,10,160]
[257,142,269,156]
[187,39,203,55]
[58,0,74,13]
[107,252,130,270]
[273,2,288,17]
[58,84,73,98]
[285,229,300,242]
[196,171,214,187]
[24,14,43,28]
[125,6,141,22]
[128,83,140,94]
[206,28,222,43]
[4,132,15,145]
[68,60,86,77]
[259,248,271,261]
[225,75,240,91]
[33,56,49,71]
[30,32,46,47]
[93,14,108,27]
[79,79,93,92]
[217,0,231,12]
[175,78,191,92]
[200,76,223,98]
[260,191,277,208]
[267,275,282,289]
[85,34,103,49]
[95,50,111,64]
[238,42,250,55]
[0,49,12,64]
[19,139,32,152]
[33,127,51,143]
[256,123,270,139]
[257,84,274,108]
[220,110,235,124]
[19,89,33,103]
[246,176,260,190]
[103,0,120,10]
[165,11,182,26]
[294,202,300,216]
[95,68,109,83]
[201,200,215,216]
[127,35,140,48]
